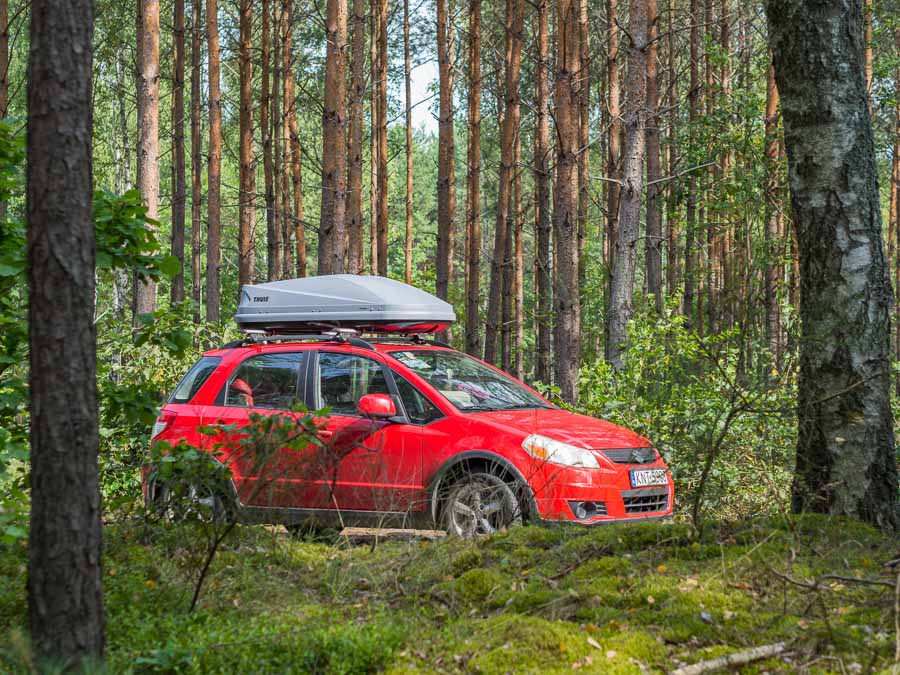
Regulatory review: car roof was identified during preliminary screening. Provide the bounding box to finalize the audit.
[203,338,454,359]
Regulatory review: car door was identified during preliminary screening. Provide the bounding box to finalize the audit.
[311,349,425,514]
[202,351,330,509]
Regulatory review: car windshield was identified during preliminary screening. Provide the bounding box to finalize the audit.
[389,350,552,413]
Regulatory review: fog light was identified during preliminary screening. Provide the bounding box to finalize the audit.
[573,501,588,519]
[568,500,607,520]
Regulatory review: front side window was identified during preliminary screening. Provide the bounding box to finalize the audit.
[389,350,551,413]
[316,352,390,416]
[393,373,443,425]
[170,356,221,404]
[225,353,303,410]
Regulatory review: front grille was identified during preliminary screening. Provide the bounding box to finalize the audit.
[602,448,656,464]
[622,488,669,514]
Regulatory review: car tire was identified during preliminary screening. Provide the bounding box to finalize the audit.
[442,471,523,537]
[152,480,233,524]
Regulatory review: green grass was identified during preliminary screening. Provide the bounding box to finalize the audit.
[0,514,897,673]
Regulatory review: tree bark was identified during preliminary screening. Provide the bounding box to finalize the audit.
[891,30,900,395]
[191,0,203,323]
[404,0,414,283]
[280,0,293,278]
[27,0,104,664]
[484,0,524,365]
[513,137,524,380]
[436,0,455,311]
[238,0,255,287]
[135,0,160,318]
[464,0,482,357]
[534,0,552,384]
[0,0,8,117]
[318,0,349,274]
[369,2,379,274]
[262,0,280,280]
[289,69,305,277]
[375,0,388,275]
[347,0,365,274]
[665,0,679,298]
[605,0,621,278]
[554,0,582,402]
[763,60,781,362]
[577,0,590,290]
[206,0,221,322]
[171,0,187,303]
[683,0,699,323]
[606,0,649,369]
[768,0,899,531]
[645,0,662,313]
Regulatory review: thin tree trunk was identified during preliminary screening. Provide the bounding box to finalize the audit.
[605,0,621,278]
[347,0,365,274]
[280,0,293,277]
[577,0,589,289]
[464,0,483,357]
[206,0,221,322]
[318,0,349,274]
[665,0,679,298]
[113,55,131,320]
[369,2,379,274]
[436,0,455,312]
[763,61,781,362]
[645,0,662,313]
[513,138,524,380]
[606,0,649,369]
[272,3,283,276]
[171,0,187,303]
[683,0,699,323]
[135,0,160,318]
[484,0,524,365]
[864,0,872,101]
[0,0,8,117]
[534,0,552,384]
[554,0,582,402]
[768,0,899,531]
[404,0,414,283]
[375,0,388,275]
[262,0,279,280]
[892,30,900,395]
[289,69,305,277]
[238,0,255,287]
[27,0,104,664]
[191,0,203,323]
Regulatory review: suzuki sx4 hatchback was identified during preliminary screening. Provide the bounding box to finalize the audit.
[144,276,674,535]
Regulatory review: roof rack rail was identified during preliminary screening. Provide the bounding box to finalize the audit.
[367,335,452,348]
[221,332,375,350]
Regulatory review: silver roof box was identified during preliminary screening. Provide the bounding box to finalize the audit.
[234,274,456,334]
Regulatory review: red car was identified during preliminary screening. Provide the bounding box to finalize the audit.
[146,333,674,535]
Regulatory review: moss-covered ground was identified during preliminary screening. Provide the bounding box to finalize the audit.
[0,514,897,673]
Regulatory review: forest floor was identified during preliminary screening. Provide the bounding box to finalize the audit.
[0,514,898,673]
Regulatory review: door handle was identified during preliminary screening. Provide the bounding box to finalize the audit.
[319,430,334,439]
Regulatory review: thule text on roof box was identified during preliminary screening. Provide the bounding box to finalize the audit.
[234,274,456,334]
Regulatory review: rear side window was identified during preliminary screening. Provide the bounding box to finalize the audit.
[169,356,222,404]
[225,353,304,410]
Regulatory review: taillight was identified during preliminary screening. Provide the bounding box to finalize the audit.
[151,411,176,440]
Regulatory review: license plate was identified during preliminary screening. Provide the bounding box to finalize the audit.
[630,469,668,488]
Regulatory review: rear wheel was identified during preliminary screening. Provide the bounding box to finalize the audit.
[442,472,523,537]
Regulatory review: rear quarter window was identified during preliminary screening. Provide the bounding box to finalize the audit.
[168,356,222,404]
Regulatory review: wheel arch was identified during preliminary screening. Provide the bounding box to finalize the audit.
[427,451,537,524]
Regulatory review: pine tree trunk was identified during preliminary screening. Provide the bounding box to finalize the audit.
[206,0,222,322]
[484,0,524,365]
[318,0,349,274]
[606,0,649,370]
[238,0,255,287]
[191,0,203,323]
[369,3,379,274]
[27,0,104,663]
[605,0,621,278]
[577,0,590,290]
[554,0,582,402]
[891,31,900,395]
[464,0,483,357]
[683,0,699,323]
[280,0,293,277]
[262,0,279,280]
[272,4,283,276]
[534,0,552,384]
[346,0,365,274]
[763,61,781,362]
[513,138,524,381]
[665,0,679,298]
[768,0,899,531]
[135,0,160,318]
[375,0,388,275]
[436,0,455,312]
[0,0,8,117]
[289,69,305,277]
[171,0,187,303]
[645,0,662,313]
[404,0,414,283]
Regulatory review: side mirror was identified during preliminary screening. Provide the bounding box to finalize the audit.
[357,393,397,419]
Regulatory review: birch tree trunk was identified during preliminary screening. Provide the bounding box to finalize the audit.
[768,0,899,531]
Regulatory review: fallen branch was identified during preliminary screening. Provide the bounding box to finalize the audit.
[670,642,787,675]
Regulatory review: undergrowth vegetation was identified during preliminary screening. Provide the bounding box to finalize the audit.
[0,514,896,673]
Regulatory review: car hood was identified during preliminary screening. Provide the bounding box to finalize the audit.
[466,407,651,449]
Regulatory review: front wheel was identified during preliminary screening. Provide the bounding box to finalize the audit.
[442,472,523,537]
[152,480,233,524]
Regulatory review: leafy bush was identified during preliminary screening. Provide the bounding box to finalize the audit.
[578,304,797,524]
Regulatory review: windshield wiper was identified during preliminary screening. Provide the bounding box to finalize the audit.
[499,403,553,411]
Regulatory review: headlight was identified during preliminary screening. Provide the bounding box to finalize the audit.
[522,434,600,469]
